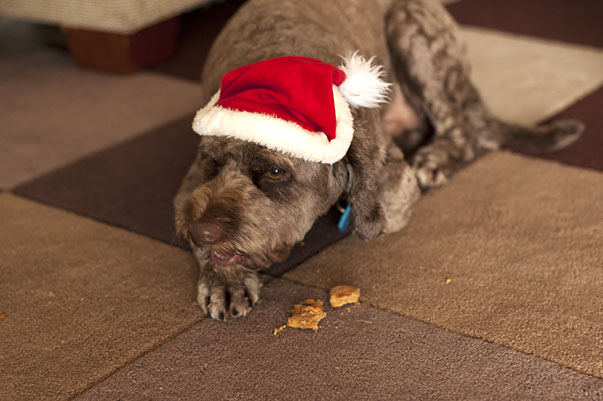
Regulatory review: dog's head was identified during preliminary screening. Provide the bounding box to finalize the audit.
[174,107,392,277]
[175,136,345,276]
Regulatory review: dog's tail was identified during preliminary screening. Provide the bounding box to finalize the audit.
[458,76,584,153]
[480,117,584,153]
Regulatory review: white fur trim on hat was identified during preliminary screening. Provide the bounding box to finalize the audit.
[338,51,391,108]
[192,87,354,164]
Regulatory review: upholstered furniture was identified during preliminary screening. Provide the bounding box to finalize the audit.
[0,0,215,72]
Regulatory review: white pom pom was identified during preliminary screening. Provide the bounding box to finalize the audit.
[338,51,391,108]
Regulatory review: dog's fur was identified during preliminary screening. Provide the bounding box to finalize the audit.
[174,0,583,320]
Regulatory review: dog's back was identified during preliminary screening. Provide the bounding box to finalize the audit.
[201,0,394,104]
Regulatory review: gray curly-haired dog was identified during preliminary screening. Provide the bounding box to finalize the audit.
[174,0,582,320]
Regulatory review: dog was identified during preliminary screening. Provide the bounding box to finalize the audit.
[174,0,583,320]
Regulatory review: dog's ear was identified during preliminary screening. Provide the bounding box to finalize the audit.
[343,109,388,240]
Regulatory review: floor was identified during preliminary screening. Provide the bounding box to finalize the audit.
[1,0,602,399]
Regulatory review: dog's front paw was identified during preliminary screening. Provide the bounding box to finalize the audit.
[197,271,262,320]
[412,146,452,189]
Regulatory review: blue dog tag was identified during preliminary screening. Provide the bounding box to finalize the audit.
[337,203,352,232]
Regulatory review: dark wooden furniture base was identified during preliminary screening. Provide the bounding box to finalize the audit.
[62,17,181,74]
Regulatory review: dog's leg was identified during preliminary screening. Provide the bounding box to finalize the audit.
[192,244,262,320]
[386,0,583,190]
[379,144,421,234]
[386,0,479,189]
[346,105,421,238]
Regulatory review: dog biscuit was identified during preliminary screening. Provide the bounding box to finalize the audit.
[286,299,326,331]
[329,285,360,308]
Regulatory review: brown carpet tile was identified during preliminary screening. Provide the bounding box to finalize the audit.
[0,44,201,190]
[285,152,603,378]
[0,194,202,401]
[447,0,603,48]
[13,114,349,276]
[76,279,603,401]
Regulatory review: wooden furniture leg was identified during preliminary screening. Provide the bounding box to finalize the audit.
[62,17,181,74]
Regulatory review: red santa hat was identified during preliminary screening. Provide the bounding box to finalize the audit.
[192,52,390,163]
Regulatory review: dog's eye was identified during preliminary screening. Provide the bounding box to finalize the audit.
[264,167,288,182]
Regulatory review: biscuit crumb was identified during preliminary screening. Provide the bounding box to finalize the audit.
[286,299,326,331]
[445,278,452,285]
[273,325,286,335]
[329,285,361,308]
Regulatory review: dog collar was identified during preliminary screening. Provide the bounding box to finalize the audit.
[337,203,352,232]
[332,163,352,232]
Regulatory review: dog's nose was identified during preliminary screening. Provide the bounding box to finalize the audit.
[190,221,224,245]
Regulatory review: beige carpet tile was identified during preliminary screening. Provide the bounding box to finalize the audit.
[285,152,603,378]
[463,27,603,125]
[0,48,201,190]
[0,194,201,401]
[77,279,603,401]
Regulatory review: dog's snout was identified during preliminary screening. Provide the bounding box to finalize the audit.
[191,221,224,245]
